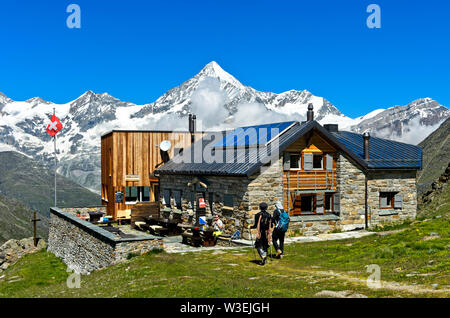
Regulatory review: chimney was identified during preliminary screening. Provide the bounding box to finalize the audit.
[189,114,196,144]
[188,114,193,133]
[307,103,314,121]
[363,132,370,160]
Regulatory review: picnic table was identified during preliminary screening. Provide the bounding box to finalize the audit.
[180,225,215,247]
[143,216,182,236]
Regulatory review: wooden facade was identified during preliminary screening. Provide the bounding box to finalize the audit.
[101,130,204,219]
[282,132,338,216]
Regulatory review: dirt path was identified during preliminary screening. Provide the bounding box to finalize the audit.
[274,265,450,296]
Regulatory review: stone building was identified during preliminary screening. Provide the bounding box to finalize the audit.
[155,106,422,236]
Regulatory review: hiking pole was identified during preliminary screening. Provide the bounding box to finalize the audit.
[249,227,257,262]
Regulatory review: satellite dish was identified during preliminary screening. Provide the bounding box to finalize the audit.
[160,140,172,152]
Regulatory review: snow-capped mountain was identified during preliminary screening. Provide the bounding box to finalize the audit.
[0,61,448,194]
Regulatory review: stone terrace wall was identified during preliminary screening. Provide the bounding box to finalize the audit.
[48,207,162,274]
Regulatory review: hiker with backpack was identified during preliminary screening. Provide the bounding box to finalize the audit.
[248,202,273,265]
[272,201,290,258]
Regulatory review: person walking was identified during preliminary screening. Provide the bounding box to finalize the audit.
[272,201,290,258]
[248,202,273,265]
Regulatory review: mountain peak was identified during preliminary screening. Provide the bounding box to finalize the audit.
[25,97,52,105]
[198,61,243,87]
[0,91,13,104]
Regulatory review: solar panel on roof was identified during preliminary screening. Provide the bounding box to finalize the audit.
[213,121,296,148]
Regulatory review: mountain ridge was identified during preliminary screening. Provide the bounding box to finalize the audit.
[0,61,448,193]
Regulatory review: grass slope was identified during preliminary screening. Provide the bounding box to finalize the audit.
[0,185,448,298]
[418,117,450,193]
[0,151,100,217]
[0,194,47,244]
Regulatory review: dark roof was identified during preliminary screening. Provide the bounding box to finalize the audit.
[331,130,422,169]
[155,121,422,176]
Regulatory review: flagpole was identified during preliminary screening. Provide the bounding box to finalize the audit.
[53,108,57,207]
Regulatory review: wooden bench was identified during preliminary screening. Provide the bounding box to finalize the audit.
[117,209,131,225]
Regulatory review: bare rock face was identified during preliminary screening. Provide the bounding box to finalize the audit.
[420,162,450,204]
[0,237,46,272]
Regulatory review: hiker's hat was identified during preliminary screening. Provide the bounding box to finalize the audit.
[259,202,268,211]
[275,201,283,210]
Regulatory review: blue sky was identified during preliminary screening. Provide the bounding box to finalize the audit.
[0,0,448,117]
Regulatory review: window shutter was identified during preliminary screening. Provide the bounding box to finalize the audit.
[283,153,291,171]
[163,189,171,207]
[380,195,388,208]
[394,193,403,209]
[304,153,313,170]
[333,193,340,213]
[143,186,150,201]
[316,194,324,214]
[326,154,333,170]
[130,186,138,198]
[173,190,182,208]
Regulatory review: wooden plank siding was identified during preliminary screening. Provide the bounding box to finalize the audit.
[282,132,338,215]
[101,131,204,219]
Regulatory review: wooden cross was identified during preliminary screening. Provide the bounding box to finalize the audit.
[31,211,41,247]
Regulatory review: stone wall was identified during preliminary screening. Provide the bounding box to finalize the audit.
[336,152,417,230]
[367,170,417,226]
[159,174,251,235]
[336,153,367,231]
[48,207,162,274]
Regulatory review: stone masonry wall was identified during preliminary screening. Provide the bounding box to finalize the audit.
[159,174,251,235]
[337,152,417,230]
[367,171,417,226]
[336,153,367,231]
[48,208,162,274]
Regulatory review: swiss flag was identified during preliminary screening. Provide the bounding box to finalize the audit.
[46,114,63,137]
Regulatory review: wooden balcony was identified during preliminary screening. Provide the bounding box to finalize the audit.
[282,170,337,193]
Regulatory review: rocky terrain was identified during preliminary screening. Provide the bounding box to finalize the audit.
[0,237,46,273]
[418,117,450,193]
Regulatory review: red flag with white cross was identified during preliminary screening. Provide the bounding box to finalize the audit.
[46,114,63,137]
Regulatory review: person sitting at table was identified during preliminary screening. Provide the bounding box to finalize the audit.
[211,215,224,243]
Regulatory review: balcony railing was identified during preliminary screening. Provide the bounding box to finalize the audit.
[282,170,337,192]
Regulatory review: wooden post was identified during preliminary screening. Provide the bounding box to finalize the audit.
[31,211,41,247]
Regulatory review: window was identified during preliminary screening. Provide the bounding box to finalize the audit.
[125,186,138,203]
[290,154,300,169]
[325,194,333,212]
[125,186,151,204]
[313,154,323,169]
[224,194,234,208]
[300,195,313,213]
[380,192,403,209]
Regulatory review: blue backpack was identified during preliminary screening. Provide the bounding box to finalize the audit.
[276,210,290,232]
